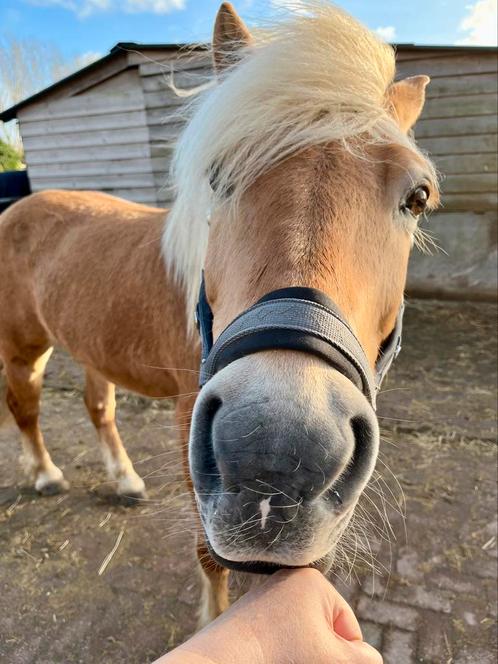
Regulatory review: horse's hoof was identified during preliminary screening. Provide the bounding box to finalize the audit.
[38,478,70,495]
[35,466,69,495]
[118,490,147,506]
[116,474,146,506]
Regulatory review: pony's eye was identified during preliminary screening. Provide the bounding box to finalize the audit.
[401,185,430,217]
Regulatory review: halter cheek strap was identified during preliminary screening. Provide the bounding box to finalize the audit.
[195,274,404,410]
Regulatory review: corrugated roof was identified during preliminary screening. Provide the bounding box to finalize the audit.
[0,41,495,123]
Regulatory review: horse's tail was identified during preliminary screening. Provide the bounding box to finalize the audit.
[0,360,11,428]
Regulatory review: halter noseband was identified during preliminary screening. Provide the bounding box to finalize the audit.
[195,274,403,410]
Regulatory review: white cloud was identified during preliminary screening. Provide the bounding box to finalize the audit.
[270,0,310,15]
[124,0,185,13]
[78,0,111,18]
[375,25,396,42]
[457,0,498,45]
[76,50,103,65]
[26,0,185,18]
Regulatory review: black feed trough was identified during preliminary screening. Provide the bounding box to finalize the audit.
[0,170,31,213]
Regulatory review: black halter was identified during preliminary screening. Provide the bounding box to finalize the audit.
[195,274,403,409]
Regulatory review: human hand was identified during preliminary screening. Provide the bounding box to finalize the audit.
[158,567,382,664]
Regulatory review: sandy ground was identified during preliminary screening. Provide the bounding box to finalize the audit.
[0,300,496,663]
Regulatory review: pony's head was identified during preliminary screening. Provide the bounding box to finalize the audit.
[164,1,438,572]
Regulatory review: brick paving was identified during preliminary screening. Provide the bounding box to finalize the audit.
[328,301,498,663]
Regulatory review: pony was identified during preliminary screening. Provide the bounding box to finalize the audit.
[0,1,438,625]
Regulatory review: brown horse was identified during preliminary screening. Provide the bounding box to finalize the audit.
[0,2,438,624]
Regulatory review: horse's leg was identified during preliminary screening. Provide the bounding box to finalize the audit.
[196,540,230,628]
[4,347,69,494]
[175,396,231,626]
[84,367,146,501]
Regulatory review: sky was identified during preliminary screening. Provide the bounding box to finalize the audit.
[1,0,497,64]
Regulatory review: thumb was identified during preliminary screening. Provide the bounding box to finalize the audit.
[332,603,363,642]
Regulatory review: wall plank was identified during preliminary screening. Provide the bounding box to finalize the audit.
[28,157,160,178]
[151,153,173,166]
[23,126,150,151]
[20,110,147,137]
[32,173,155,189]
[149,124,186,144]
[442,173,498,193]
[146,108,187,127]
[418,133,497,155]
[26,143,151,165]
[19,93,144,122]
[139,56,212,77]
[396,54,498,78]
[150,144,174,159]
[421,93,497,119]
[143,90,189,109]
[424,72,498,98]
[416,114,497,138]
[432,153,497,175]
[141,68,212,93]
[441,192,497,211]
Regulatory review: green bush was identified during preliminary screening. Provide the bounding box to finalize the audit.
[0,140,23,172]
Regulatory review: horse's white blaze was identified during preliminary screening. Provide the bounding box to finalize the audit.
[259,497,271,529]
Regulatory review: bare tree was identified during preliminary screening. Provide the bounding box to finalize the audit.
[0,35,99,147]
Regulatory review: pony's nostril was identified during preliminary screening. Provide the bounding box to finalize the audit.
[194,395,222,493]
[205,395,222,420]
[322,414,376,507]
[350,415,373,460]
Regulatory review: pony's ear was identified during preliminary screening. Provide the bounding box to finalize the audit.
[212,2,253,73]
[387,75,430,133]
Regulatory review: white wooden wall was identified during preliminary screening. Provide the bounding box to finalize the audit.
[19,53,214,208]
[19,69,158,205]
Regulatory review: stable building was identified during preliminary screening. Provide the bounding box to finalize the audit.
[1,43,496,298]
[0,43,211,208]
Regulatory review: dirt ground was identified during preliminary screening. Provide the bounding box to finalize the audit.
[0,300,496,664]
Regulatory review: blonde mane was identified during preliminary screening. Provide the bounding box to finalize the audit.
[163,2,419,319]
